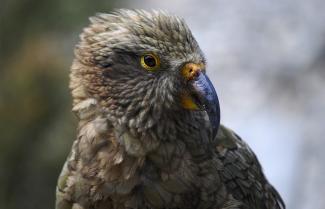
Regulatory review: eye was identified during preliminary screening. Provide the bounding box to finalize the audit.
[140,53,160,71]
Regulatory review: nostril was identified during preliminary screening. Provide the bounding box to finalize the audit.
[192,69,200,76]
[181,63,204,80]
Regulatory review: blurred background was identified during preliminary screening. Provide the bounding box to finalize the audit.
[1,0,324,208]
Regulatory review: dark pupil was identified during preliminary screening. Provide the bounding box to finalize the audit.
[144,55,156,67]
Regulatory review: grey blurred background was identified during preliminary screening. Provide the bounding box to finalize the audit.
[0,0,324,209]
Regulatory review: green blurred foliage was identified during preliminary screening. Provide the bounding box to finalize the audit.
[0,0,122,208]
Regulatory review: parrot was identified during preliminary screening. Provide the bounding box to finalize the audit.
[56,9,285,209]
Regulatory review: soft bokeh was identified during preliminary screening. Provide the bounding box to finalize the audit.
[1,0,324,209]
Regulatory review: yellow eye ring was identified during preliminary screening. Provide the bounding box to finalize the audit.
[140,53,160,71]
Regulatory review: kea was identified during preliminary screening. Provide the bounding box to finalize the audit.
[56,9,285,209]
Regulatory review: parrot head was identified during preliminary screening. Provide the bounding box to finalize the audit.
[71,9,220,139]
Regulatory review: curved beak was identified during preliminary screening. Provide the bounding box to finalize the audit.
[181,63,220,138]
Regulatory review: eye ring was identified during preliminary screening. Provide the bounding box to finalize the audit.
[140,53,160,71]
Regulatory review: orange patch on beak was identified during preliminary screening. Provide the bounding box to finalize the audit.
[180,93,199,110]
[180,63,205,110]
[181,63,205,81]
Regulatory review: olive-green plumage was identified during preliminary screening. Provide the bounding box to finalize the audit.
[56,9,285,209]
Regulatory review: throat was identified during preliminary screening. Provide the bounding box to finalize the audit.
[116,108,212,158]
[73,98,212,158]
